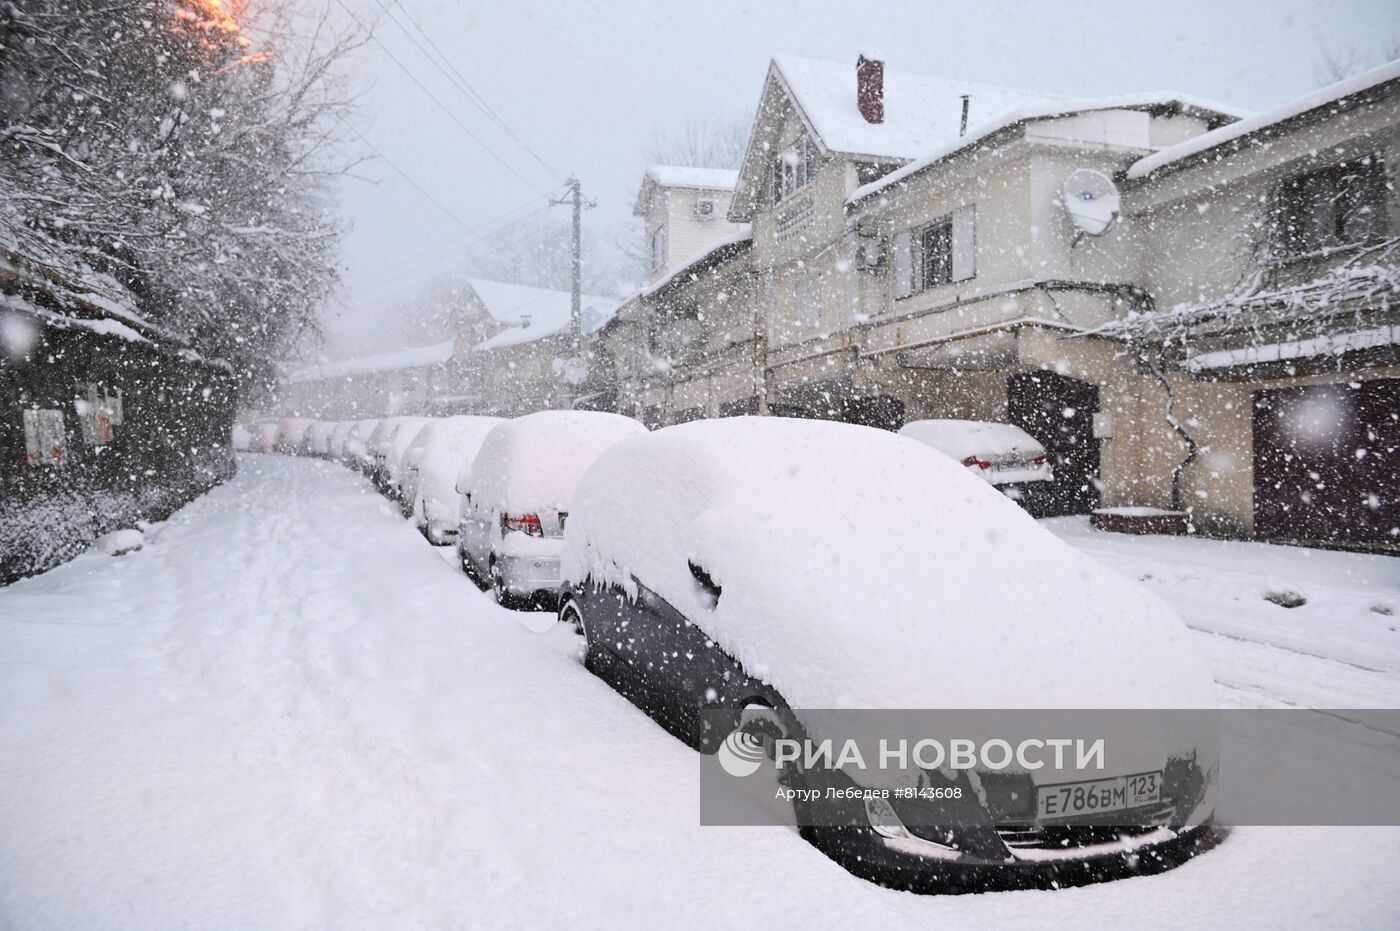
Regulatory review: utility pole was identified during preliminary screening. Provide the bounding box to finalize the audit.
[551,177,594,349]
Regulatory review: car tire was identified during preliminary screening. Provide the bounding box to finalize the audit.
[490,558,520,610]
[559,598,585,636]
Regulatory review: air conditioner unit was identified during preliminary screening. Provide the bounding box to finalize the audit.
[854,234,885,271]
[694,198,716,218]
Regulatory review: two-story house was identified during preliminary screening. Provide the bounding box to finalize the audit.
[601,165,757,425]
[605,53,1397,545]
[447,278,620,417]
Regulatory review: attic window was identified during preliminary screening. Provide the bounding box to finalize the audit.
[771,135,819,205]
[651,225,668,271]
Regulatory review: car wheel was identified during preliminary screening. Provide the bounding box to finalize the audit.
[490,558,519,610]
[559,598,585,636]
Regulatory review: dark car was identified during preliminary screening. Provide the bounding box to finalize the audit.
[557,416,1220,894]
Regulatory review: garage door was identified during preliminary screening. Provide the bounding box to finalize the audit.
[1007,372,1101,516]
[1253,379,1399,546]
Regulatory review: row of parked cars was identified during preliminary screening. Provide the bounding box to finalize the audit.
[241,410,1218,894]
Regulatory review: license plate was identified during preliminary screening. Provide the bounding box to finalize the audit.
[1036,770,1162,820]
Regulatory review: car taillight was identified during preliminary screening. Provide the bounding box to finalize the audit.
[503,513,543,537]
[960,456,991,470]
[1033,455,1047,466]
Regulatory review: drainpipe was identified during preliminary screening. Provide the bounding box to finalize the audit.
[1143,346,1199,515]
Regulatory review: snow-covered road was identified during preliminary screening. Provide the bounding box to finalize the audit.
[1,456,1397,929]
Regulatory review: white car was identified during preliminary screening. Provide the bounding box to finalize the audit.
[341,419,381,471]
[364,417,424,492]
[326,421,356,461]
[457,411,646,609]
[273,417,315,454]
[399,416,504,539]
[898,419,1052,498]
[301,420,336,458]
[383,417,433,504]
[558,416,1217,893]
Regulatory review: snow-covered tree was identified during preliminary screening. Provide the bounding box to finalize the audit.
[0,0,359,396]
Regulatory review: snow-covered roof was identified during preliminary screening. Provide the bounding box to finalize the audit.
[850,92,1250,205]
[633,165,739,216]
[640,230,753,300]
[1127,59,1400,180]
[643,165,739,190]
[286,340,452,383]
[467,279,620,352]
[770,53,1063,162]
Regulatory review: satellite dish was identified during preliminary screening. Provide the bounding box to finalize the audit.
[1062,168,1120,237]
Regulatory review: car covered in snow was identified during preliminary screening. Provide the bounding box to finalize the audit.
[301,420,336,458]
[382,417,433,502]
[558,416,1218,893]
[326,421,357,461]
[255,422,280,453]
[341,419,381,472]
[458,411,646,608]
[273,417,315,454]
[398,416,505,540]
[898,419,1052,500]
[364,417,427,493]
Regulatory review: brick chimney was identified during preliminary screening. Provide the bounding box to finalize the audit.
[857,54,884,124]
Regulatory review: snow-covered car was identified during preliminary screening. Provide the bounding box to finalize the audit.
[399,416,504,540]
[458,411,646,608]
[273,417,315,454]
[326,421,356,461]
[364,417,424,492]
[382,417,433,502]
[898,419,1052,500]
[301,420,336,458]
[558,416,1218,893]
[341,419,381,472]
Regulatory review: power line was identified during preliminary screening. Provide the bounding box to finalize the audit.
[351,202,555,300]
[351,129,488,238]
[382,0,566,181]
[342,195,548,286]
[335,0,552,197]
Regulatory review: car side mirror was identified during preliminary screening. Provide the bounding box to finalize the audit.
[689,560,721,608]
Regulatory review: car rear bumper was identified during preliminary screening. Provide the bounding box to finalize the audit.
[496,552,562,598]
[424,519,457,545]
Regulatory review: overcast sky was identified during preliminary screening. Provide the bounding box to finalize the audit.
[313,0,1399,360]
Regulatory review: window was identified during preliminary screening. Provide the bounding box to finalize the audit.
[771,135,819,204]
[893,205,976,299]
[1277,157,1388,256]
[921,219,954,289]
[855,161,894,186]
[650,225,667,271]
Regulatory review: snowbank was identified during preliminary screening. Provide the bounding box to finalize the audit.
[93,528,143,556]
[563,417,1215,716]
[468,411,646,515]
